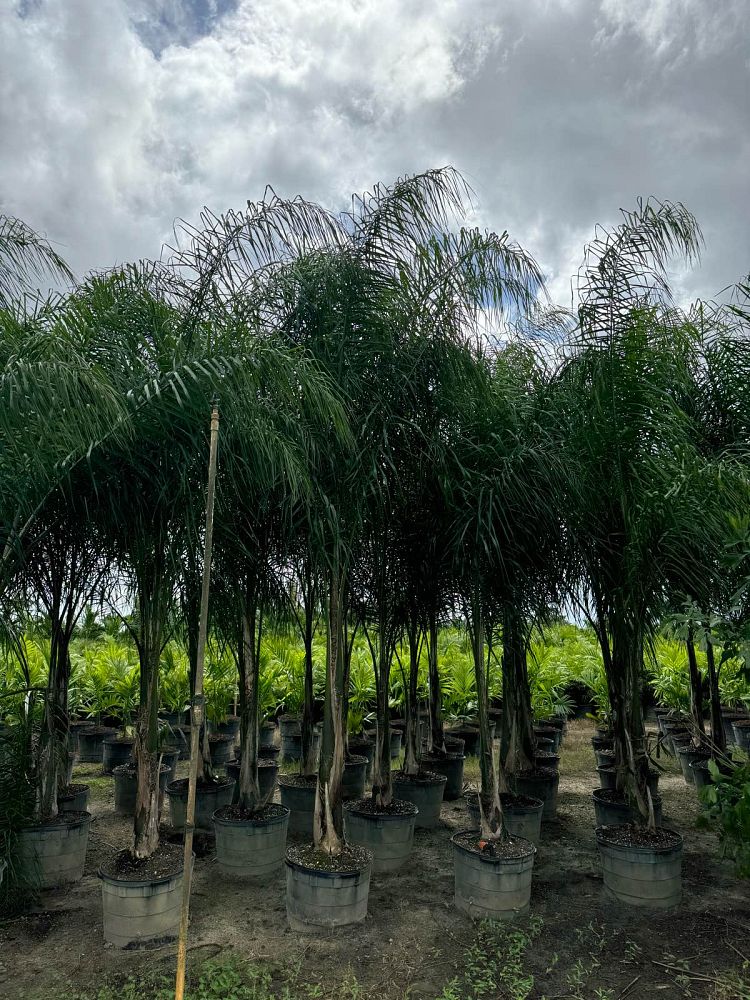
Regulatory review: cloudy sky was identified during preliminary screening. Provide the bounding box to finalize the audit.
[1,0,747,306]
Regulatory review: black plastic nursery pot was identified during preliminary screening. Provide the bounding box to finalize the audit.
[342,754,369,800]
[677,745,711,785]
[280,724,321,764]
[592,788,662,828]
[721,709,749,746]
[99,845,187,948]
[595,748,616,768]
[163,724,190,760]
[446,726,480,757]
[465,793,544,847]
[208,733,235,768]
[58,783,90,814]
[78,726,118,764]
[347,737,375,777]
[285,843,372,933]
[669,730,692,756]
[278,774,318,837]
[595,825,682,908]
[591,734,613,753]
[731,718,750,751]
[533,725,560,753]
[451,830,535,920]
[597,766,660,796]
[691,756,734,797]
[158,748,180,784]
[225,758,279,804]
[259,720,277,749]
[534,751,560,772]
[67,719,94,754]
[213,803,290,879]
[158,710,184,727]
[102,736,135,774]
[512,768,559,821]
[392,770,447,829]
[389,729,403,759]
[209,715,241,742]
[113,764,171,817]
[534,737,555,753]
[421,751,465,800]
[19,810,92,888]
[662,721,689,754]
[343,798,418,872]
[166,776,234,832]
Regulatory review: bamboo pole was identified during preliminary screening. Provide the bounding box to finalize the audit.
[175,401,220,1000]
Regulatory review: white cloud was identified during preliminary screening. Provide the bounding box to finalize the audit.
[1,0,747,306]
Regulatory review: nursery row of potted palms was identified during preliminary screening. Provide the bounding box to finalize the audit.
[2,169,750,937]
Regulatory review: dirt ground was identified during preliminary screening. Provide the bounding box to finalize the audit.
[1,719,748,1000]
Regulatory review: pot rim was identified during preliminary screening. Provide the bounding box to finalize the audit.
[21,810,92,832]
[344,798,419,819]
[284,847,373,878]
[212,804,290,828]
[592,787,662,805]
[98,855,189,889]
[392,769,448,787]
[595,824,682,853]
[450,828,536,863]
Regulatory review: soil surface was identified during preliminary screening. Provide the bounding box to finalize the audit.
[287,842,371,872]
[346,797,417,816]
[598,824,682,849]
[393,769,446,785]
[99,844,183,881]
[58,783,88,797]
[215,804,287,822]
[453,830,535,859]
[2,719,749,1000]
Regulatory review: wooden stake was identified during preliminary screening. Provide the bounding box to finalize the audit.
[175,401,219,1000]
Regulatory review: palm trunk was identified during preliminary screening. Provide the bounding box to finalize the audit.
[372,644,393,808]
[606,616,654,828]
[686,627,705,737]
[238,605,261,811]
[38,633,70,819]
[704,633,724,752]
[426,613,445,754]
[402,621,421,776]
[134,641,162,858]
[300,560,317,777]
[499,606,534,777]
[468,590,504,840]
[314,562,345,855]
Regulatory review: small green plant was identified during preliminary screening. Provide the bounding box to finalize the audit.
[700,760,750,876]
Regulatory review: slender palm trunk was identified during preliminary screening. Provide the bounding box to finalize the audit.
[38,633,70,819]
[402,621,421,776]
[300,562,317,776]
[238,604,261,810]
[704,633,724,752]
[686,627,705,737]
[134,641,162,858]
[314,563,345,855]
[426,613,445,754]
[468,591,504,839]
[499,606,534,777]
[605,615,654,828]
[372,637,393,808]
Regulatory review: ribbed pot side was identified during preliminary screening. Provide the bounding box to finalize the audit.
[392,773,447,829]
[166,780,235,832]
[213,807,289,879]
[285,852,372,933]
[19,812,92,888]
[451,832,535,920]
[343,802,418,872]
[596,828,682,908]
[99,863,186,948]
